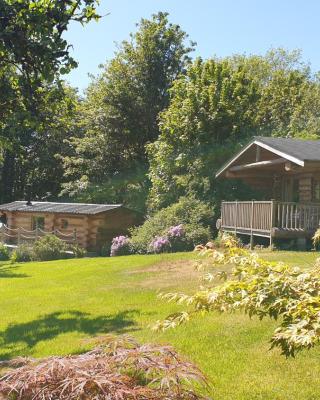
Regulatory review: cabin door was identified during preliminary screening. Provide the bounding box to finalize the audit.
[282,177,299,202]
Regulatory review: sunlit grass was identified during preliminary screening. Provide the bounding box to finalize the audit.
[0,251,319,399]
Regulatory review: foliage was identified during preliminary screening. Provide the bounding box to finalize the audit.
[130,197,213,253]
[154,233,320,357]
[0,243,9,261]
[0,335,208,400]
[0,0,100,201]
[69,244,87,258]
[0,0,100,83]
[10,244,33,263]
[0,83,80,203]
[148,49,320,211]
[312,228,320,248]
[62,165,150,213]
[32,235,67,261]
[110,236,132,257]
[62,12,194,209]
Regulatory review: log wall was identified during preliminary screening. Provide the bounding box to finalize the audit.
[1,208,142,251]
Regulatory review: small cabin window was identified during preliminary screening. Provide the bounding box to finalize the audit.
[61,219,69,229]
[32,216,45,231]
[313,180,320,201]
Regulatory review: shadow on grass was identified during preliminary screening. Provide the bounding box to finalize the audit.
[0,264,29,278]
[0,310,139,360]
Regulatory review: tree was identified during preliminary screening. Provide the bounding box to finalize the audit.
[148,49,320,212]
[0,0,100,82]
[63,12,194,211]
[0,81,79,202]
[147,57,260,211]
[0,0,100,201]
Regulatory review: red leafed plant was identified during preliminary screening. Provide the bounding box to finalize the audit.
[0,335,209,400]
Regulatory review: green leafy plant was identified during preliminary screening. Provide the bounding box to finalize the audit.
[0,335,209,400]
[68,244,86,258]
[312,228,320,248]
[154,233,320,357]
[0,243,9,261]
[32,235,67,261]
[10,244,33,263]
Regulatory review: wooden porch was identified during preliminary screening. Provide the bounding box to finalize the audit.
[220,200,320,244]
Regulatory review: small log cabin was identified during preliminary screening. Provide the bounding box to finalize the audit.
[0,201,142,251]
[215,136,320,247]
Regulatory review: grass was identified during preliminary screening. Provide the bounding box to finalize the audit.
[0,250,320,399]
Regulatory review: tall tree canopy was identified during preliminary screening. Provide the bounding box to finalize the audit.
[148,50,320,212]
[0,0,100,202]
[62,12,194,211]
[0,0,100,81]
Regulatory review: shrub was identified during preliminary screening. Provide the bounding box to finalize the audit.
[0,243,9,261]
[11,244,33,262]
[110,235,132,256]
[150,236,170,253]
[131,197,213,253]
[313,228,320,248]
[32,235,67,261]
[0,335,208,400]
[68,244,86,258]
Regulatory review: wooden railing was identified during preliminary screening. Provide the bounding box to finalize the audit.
[221,201,320,235]
[0,225,77,245]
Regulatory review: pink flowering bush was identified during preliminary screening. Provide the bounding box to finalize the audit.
[110,235,132,256]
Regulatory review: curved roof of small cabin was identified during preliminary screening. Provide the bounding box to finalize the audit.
[0,201,124,215]
[216,136,320,178]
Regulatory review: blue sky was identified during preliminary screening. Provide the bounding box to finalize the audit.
[64,0,320,91]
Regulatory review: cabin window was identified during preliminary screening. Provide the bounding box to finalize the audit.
[61,219,69,229]
[32,216,45,231]
[313,180,320,201]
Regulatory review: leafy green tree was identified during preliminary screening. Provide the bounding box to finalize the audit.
[148,57,260,211]
[63,12,194,211]
[0,0,100,201]
[0,0,100,82]
[148,49,320,211]
[0,82,79,202]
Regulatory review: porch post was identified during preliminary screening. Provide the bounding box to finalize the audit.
[250,200,254,250]
[235,200,238,235]
[270,200,276,249]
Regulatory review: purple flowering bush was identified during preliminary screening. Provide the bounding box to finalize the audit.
[149,225,186,254]
[168,224,184,238]
[130,197,212,254]
[167,224,187,252]
[110,235,132,256]
[150,236,170,253]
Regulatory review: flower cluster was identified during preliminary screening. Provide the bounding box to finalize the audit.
[168,224,184,238]
[150,236,170,253]
[110,235,131,257]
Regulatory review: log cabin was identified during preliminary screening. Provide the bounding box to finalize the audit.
[215,136,320,248]
[0,201,142,251]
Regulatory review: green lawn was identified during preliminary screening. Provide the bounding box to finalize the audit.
[1,251,320,399]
